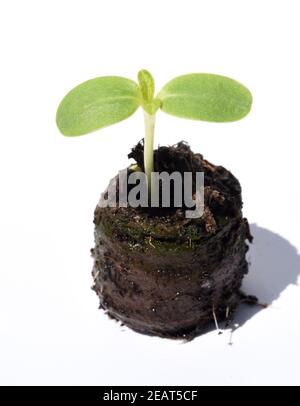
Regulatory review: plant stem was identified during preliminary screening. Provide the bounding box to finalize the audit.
[143,111,156,193]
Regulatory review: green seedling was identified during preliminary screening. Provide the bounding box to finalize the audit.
[56,69,252,187]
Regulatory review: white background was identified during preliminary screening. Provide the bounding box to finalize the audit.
[0,0,300,386]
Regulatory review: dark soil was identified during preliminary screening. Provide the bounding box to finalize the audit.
[92,141,255,339]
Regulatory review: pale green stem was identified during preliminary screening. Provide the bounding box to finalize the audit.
[143,111,156,193]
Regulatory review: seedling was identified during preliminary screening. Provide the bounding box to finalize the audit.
[56,70,252,186]
[57,70,255,338]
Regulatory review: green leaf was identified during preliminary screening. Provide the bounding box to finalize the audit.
[138,69,155,102]
[137,69,160,115]
[158,73,252,122]
[56,76,141,136]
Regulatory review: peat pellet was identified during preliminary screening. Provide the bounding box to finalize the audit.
[92,143,253,339]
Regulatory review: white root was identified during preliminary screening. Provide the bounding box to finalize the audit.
[212,305,222,335]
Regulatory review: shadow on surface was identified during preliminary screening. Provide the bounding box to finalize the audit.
[233,224,300,331]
